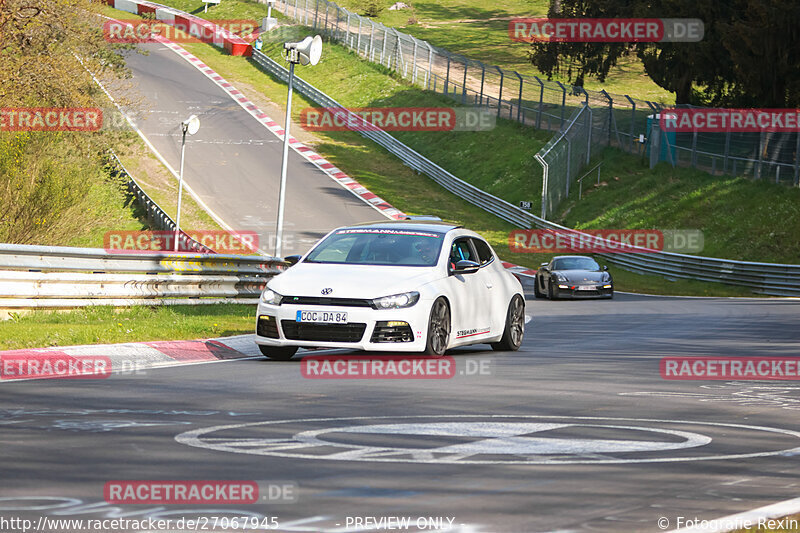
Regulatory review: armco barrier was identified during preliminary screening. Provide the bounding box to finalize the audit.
[108,151,216,254]
[250,50,530,229]
[0,243,283,311]
[103,0,253,56]
[250,50,800,296]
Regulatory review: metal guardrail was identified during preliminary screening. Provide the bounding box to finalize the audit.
[250,50,800,296]
[107,152,216,254]
[251,50,530,228]
[0,243,284,309]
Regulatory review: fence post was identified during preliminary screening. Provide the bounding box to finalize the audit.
[690,131,698,168]
[412,38,419,84]
[536,154,549,219]
[496,66,504,117]
[369,20,376,60]
[601,89,613,146]
[380,24,387,64]
[478,62,485,106]
[345,11,350,47]
[794,132,800,186]
[535,76,544,130]
[566,137,572,196]
[624,95,635,153]
[461,57,469,104]
[757,131,765,179]
[304,0,309,25]
[585,104,592,165]
[313,0,319,28]
[555,81,566,128]
[444,52,451,96]
[426,43,434,91]
[515,71,523,123]
[723,131,731,174]
[323,2,329,35]
[356,16,362,53]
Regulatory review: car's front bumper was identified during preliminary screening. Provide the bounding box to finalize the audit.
[553,284,613,299]
[254,301,432,352]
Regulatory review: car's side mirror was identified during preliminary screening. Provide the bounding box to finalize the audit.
[284,255,302,266]
[539,262,549,270]
[602,265,608,271]
[451,259,480,275]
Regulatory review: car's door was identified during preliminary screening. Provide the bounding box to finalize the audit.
[469,237,500,334]
[446,237,493,343]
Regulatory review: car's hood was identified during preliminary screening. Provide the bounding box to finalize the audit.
[267,263,440,299]
[554,270,607,283]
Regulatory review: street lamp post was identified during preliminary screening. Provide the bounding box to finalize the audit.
[175,114,200,252]
[274,35,323,257]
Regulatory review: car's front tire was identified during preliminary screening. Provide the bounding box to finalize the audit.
[491,294,525,351]
[547,280,556,300]
[259,345,298,361]
[424,297,450,356]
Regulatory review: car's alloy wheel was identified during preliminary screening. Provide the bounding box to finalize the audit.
[424,298,450,356]
[259,345,298,361]
[492,294,525,351]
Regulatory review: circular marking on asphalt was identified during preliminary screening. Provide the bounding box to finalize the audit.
[175,415,800,465]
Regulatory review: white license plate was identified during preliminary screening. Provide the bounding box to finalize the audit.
[577,286,596,291]
[296,310,348,323]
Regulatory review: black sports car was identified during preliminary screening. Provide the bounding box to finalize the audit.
[534,256,613,299]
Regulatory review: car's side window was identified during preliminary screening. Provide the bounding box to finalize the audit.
[449,238,474,266]
[471,238,494,265]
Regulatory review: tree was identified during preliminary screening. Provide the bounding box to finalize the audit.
[0,0,128,107]
[528,0,800,106]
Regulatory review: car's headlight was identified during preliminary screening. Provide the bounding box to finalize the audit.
[371,291,420,310]
[555,273,567,282]
[602,273,611,282]
[260,288,282,305]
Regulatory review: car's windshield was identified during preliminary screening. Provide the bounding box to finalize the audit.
[552,257,600,271]
[304,228,445,266]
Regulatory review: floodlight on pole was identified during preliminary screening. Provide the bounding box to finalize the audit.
[274,35,322,258]
[175,114,200,252]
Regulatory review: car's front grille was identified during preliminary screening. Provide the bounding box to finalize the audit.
[280,321,367,342]
[256,315,279,338]
[371,321,414,343]
[572,287,601,295]
[281,296,373,308]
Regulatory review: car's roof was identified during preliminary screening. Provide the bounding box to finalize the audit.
[551,255,595,261]
[346,220,461,233]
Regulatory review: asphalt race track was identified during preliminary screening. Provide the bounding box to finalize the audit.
[2,293,800,532]
[110,43,383,256]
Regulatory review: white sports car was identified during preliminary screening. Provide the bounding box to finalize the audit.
[255,220,526,360]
